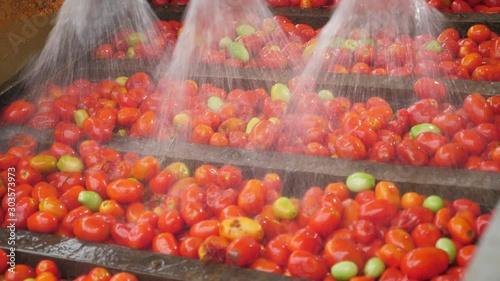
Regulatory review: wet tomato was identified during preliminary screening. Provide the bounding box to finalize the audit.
[3,100,34,125]
[287,250,328,281]
[359,199,398,226]
[106,178,144,204]
[401,247,449,280]
[73,215,110,242]
[152,232,180,256]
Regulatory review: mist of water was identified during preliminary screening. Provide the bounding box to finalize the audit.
[20,0,162,99]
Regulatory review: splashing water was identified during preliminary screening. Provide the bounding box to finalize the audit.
[19,0,162,100]
[297,0,447,104]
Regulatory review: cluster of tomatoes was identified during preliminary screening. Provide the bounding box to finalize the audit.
[429,0,500,13]
[95,13,500,82]
[0,131,493,280]
[94,19,181,61]
[0,251,138,281]
[2,71,499,171]
[149,0,500,13]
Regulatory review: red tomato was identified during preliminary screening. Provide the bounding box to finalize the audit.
[106,178,144,204]
[308,206,341,237]
[3,100,34,125]
[26,211,58,234]
[266,234,292,267]
[453,129,487,155]
[411,223,442,247]
[73,215,110,242]
[289,226,323,254]
[226,235,261,267]
[359,199,398,226]
[463,93,494,124]
[82,117,113,143]
[35,260,60,278]
[401,247,449,280]
[4,264,36,281]
[448,216,476,245]
[180,236,204,259]
[237,179,266,216]
[467,24,491,43]
[413,78,448,102]
[334,134,367,160]
[433,143,468,168]
[324,237,364,269]
[287,250,328,281]
[152,232,180,256]
[456,244,476,267]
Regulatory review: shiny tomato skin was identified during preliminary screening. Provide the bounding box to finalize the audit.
[106,178,144,204]
[396,139,429,166]
[3,100,35,125]
[359,199,398,226]
[73,216,110,242]
[4,264,36,281]
[454,129,487,156]
[27,211,58,234]
[152,232,180,256]
[463,93,494,125]
[411,223,442,248]
[238,179,266,216]
[179,236,204,259]
[433,143,468,168]
[226,235,261,267]
[413,78,448,102]
[82,117,113,143]
[288,226,323,254]
[127,222,155,249]
[334,134,367,160]
[401,247,449,280]
[324,238,364,270]
[287,250,328,281]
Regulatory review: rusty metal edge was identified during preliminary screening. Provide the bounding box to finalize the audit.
[0,229,304,281]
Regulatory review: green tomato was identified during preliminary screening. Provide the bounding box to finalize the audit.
[340,39,359,52]
[422,40,443,53]
[57,155,84,173]
[245,117,261,134]
[302,42,317,59]
[127,47,136,59]
[422,195,445,213]
[207,96,224,112]
[227,42,250,63]
[346,172,375,193]
[331,261,358,281]
[116,129,128,136]
[272,197,298,220]
[164,162,190,180]
[271,83,291,104]
[364,257,385,278]
[74,109,89,128]
[126,32,147,47]
[329,37,346,48]
[318,89,334,101]
[358,38,376,48]
[410,123,441,139]
[219,36,233,49]
[436,237,457,264]
[115,76,128,86]
[236,24,256,37]
[78,190,103,212]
